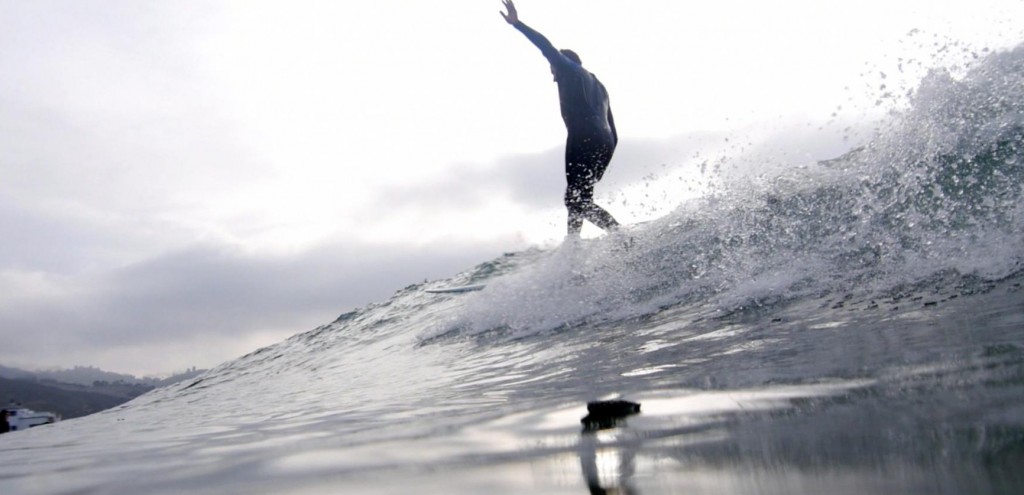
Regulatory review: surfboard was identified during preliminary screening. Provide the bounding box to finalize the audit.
[424,284,486,294]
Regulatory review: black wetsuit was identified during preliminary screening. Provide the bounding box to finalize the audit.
[513,21,620,235]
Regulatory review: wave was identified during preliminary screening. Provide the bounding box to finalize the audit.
[446,43,1024,339]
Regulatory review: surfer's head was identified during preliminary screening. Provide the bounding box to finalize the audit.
[560,49,582,65]
[551,49,582,81]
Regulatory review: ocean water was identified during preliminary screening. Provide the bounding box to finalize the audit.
[2,45,1023,495]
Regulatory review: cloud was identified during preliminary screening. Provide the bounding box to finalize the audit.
[0,192,110,272]
[371,148,564,212]
[369,132,731,216]
[0,239,507,374]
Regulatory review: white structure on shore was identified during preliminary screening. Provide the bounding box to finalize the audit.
[2,404,59,432]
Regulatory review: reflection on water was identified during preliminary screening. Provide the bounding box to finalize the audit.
[579,400,643,494]
[520,383,882,495]
[579,431,639,495]
[516,370,1023,495]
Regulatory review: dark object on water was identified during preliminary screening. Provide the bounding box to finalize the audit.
[587,399,641,416]
[581,399,640,432]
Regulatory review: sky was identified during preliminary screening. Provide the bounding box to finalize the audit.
[2,0,1022,377]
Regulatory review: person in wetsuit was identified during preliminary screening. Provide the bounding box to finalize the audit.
[501,0,620,237]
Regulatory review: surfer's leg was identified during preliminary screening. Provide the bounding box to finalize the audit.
[582,202,619,231]
[589,144,619,230]
[565,138,590,235]
[577,142,619,232]
[566,135,620,234]
[564,171,589,236]
[566,170,619,233]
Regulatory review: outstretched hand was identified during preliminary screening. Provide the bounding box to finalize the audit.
[500,0,518,24]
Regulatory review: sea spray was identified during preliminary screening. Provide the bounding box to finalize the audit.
[450,43,1024,338]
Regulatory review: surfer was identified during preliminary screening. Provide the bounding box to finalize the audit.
[500,0,621,237]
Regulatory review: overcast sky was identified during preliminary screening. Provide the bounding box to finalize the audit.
[2,0,1021,377]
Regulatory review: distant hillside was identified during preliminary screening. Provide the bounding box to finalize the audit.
[0,364,35,380]
[0,366,208,420]
[30,366,149,387]
[0,376,132,420]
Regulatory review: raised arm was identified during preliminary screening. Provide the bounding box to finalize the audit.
[500,0,574,70]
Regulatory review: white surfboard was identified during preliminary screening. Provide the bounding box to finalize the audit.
[424,284,486,294]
